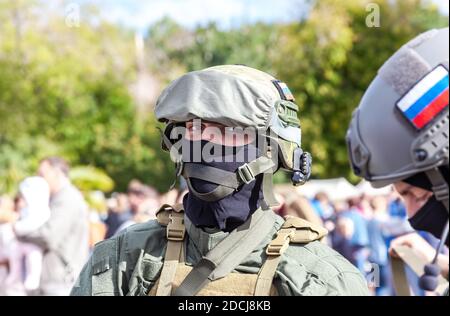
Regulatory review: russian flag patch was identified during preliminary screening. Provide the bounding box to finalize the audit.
[397,65,449,130]
[273,80,295,102]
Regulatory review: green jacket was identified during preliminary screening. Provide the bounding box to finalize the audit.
[71,210,369,296]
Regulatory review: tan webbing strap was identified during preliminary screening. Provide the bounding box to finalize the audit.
[155,207,186,296]
[254,228,295,296]
[174,208,276,296]
[391,245,448,295]
[390,253,411,296]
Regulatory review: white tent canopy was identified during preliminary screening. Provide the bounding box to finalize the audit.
[296,178,360,201]
[295,178,393,201]
[356,180,393,197]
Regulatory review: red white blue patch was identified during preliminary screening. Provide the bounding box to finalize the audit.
[397,65,449,130]
[273,80,295,101]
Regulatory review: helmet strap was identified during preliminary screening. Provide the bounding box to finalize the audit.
[260,140,279,209]
[418,167,450,292]
[426,167,449,213]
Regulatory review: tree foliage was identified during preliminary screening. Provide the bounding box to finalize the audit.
[273,0,447,181]
[0,0,447,194]
[0,1,173,193]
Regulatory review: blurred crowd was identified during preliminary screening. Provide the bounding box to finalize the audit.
[0,156,446,296]
[274,188,447,296]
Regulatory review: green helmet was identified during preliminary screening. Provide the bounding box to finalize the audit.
[155,65,312,205]
[346,27,449,208]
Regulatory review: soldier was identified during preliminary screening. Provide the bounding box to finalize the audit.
[346,28,449,294]
[71,65,369,296]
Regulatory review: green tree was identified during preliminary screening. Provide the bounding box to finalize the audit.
[0,1,175,193]
[274,0,448,182]
[146,18,281,76]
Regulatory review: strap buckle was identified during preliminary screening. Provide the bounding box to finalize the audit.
[175,161,184,177]
[167,213,185,241]
[266,229,295,256]
[433,184,449,203]
[237,164,255,184]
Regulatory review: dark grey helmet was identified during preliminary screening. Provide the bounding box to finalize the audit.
[347,27,449,189]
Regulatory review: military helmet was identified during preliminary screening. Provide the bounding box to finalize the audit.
[155,65,312,204]
[347,28,449,192]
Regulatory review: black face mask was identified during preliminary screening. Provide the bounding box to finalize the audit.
[408,196,449,245]
[182,140,264,232]
[405,167,449,245]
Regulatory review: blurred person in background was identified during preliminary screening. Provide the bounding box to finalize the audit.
[85,191,108,249]
[127,180,158,215]
[310,192,334,221]
[89,211,107,249]
[14,177,51,235]
[104,193,131,239]
[331,199,370,274]
[14,177,51,295]
[271,192,286,217]
[329,201,356,266]
[348,196,372,219]
[0,195,19,295]
[0,195,16,223]
[367,196,394,296]
[15,157,89,296]
[388,192,408,219]
[160,188,180,206]
[159,188,189,208]
[0,177,50,295]
[113,182,160,235]
[285,195,325,228]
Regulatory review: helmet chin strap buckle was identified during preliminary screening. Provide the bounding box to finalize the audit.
[237,164,256,185]
[291,148,312,186]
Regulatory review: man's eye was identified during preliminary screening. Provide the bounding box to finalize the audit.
[187,125,204,132]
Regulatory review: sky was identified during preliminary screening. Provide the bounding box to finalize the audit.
[74,0,308,31]
[72,0,448,33]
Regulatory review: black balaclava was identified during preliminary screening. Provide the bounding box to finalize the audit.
[404,166,449,244]
[182,140,265,232]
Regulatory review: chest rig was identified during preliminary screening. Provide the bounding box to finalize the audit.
[149,204,328,296]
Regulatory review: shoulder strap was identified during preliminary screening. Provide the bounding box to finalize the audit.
[254,216,328,296]
[391,244,448,296]
[174,208,276,296]
[154,204,186,296]
[390,250,411,296]
[255,228,295,296]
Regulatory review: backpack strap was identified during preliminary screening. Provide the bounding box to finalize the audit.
[254,228,295,296]
[154,204,186,296]
[254,216,328,296]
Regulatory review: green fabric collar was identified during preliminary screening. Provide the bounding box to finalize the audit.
[184,208,284,258]
[185,215,229,256]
